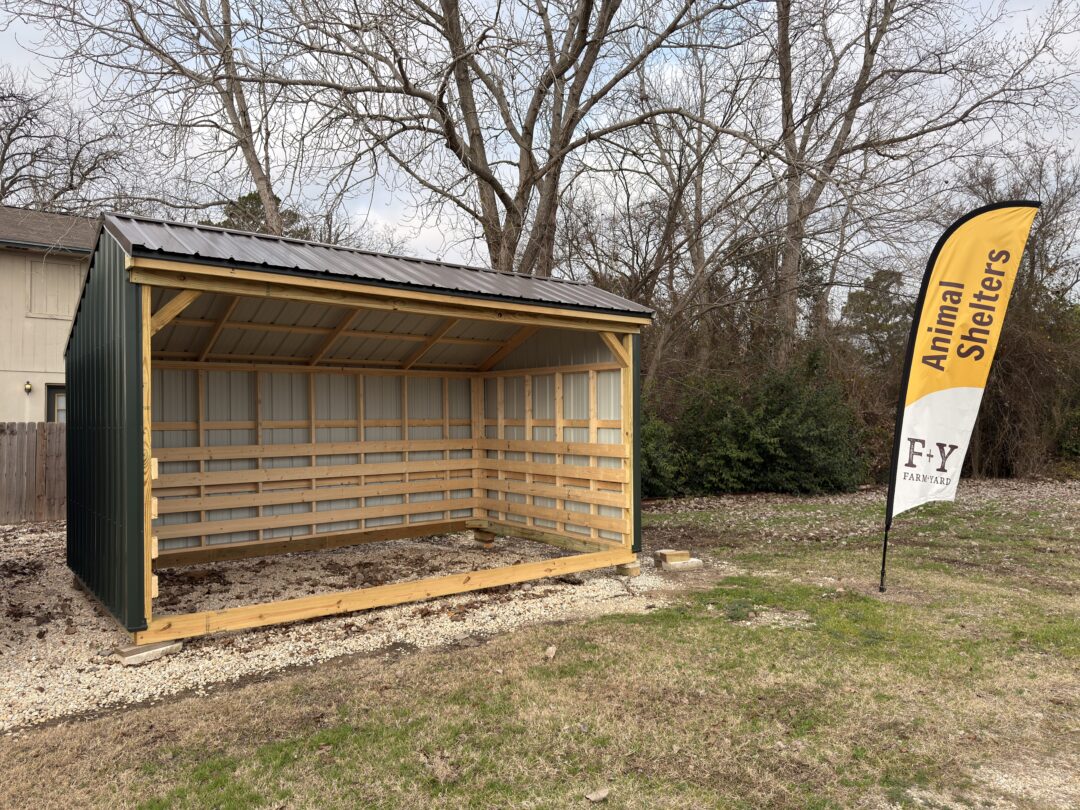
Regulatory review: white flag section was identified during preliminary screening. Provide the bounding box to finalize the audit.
[890,386,983,518]
[880,201,1039,591]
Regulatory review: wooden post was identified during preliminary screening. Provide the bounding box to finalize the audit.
[141,285,154,624]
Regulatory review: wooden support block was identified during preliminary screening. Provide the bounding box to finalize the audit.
[473,529,496,547]
[659,558,703,572]
[151,457,159,480]
[113,640,183,666]
[150,497,159,519]
[151,535,159,560]
[615,561,641,577]
[151,574,159,598]
[654,548,690,564]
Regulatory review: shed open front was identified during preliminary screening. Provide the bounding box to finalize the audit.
[66,215,651,643]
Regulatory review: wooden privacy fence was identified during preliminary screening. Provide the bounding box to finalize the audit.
[0,422,66,523]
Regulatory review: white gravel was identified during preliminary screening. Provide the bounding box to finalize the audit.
[1,523,668,733]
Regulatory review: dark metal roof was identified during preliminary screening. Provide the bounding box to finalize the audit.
[0,205,97,253]
[103,213,652,318]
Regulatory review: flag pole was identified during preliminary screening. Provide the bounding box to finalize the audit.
[879,526,889,592]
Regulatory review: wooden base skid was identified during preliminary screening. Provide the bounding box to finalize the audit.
[134,529,635,644]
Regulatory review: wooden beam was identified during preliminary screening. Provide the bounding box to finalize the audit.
[129,264,648,333]
[154,351,477,370]
[471,519,620,553]
[154,520,470,569]
[133,547,635,643]
[172,316,502,346]
[150,289,202,336]
[308,309,357,365]
[197,296,239,362]
[599,332,630,367]
[154,497,481,542]
[156,456,476,490]
[150,358,624,378]
[141,286,154,625]
[402,318,457,370]
[477,325,539,371]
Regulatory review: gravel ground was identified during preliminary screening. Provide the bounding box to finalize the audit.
[1,525,668,734]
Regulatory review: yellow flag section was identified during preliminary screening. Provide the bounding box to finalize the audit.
[886,201,1039,527]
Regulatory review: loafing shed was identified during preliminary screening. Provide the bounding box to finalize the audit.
[66,213,652,643]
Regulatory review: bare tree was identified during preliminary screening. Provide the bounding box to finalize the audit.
[6,0,330,233]
[264,0,746,274]
[762,0,1078,363]
[0,68,122,211]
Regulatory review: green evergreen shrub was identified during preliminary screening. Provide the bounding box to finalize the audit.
[639,411,680,498]
[641,366,865,496]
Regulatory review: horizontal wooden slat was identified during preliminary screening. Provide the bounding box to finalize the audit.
[156,497,479,540]
[477,438,627,458]
[478,460,629,483]
[156,457,475,489]
[155,520,470,568]
[477,477,626,508]
[473,519,624,552]
[155,439,472,463]
[158,477,475,514]
[478,499,626,533]
[135,548,636,644]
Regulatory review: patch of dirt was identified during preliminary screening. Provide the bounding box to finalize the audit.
[737,607,814,629]
[643,522,749,552]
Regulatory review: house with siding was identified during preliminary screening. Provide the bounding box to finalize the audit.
[0,205,97,421]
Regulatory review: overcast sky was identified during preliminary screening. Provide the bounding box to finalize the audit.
[1,1,1076,263]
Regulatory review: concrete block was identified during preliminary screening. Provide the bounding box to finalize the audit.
[615,561,641,577]
[659,558,703,572]
[654,549,690,564]
[113,640,183,666]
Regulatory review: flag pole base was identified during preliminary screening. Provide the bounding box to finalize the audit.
[878,526,890,593]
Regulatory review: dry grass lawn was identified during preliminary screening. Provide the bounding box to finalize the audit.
[0,480,1076,809]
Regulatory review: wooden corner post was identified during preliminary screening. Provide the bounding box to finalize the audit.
[141,285,155,629]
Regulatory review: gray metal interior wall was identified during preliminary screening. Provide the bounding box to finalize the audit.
[493,328,613,370]
[152,368,478,551]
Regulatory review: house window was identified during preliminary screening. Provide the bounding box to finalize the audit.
[47,385,66,423]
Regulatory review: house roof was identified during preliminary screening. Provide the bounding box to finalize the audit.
[0,205,98,254]
[102,213,653,319]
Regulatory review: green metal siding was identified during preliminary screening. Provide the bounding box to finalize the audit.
[65,233,146,631]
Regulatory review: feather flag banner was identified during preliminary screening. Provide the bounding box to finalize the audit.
[880,201,1039,591]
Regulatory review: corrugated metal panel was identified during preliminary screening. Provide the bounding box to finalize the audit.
[532,375,555,419]
[445,319,519,342]
[65,231,146,631]
[364,376,402,419]
[448,378,471,419]
[104,213,652,317]
[562,372,589,420]
[417,341,491,367]
[597,370,621,420]
[315,374,356,420]
[503,377,526,419]
[494,328,613,370]
[407,377,443,419]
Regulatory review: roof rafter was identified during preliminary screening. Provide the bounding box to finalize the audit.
[477,325,539,371]
[401,318,458,370]
[198,296,240,362]
[308,309,358,366]
[150,290,202,336]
